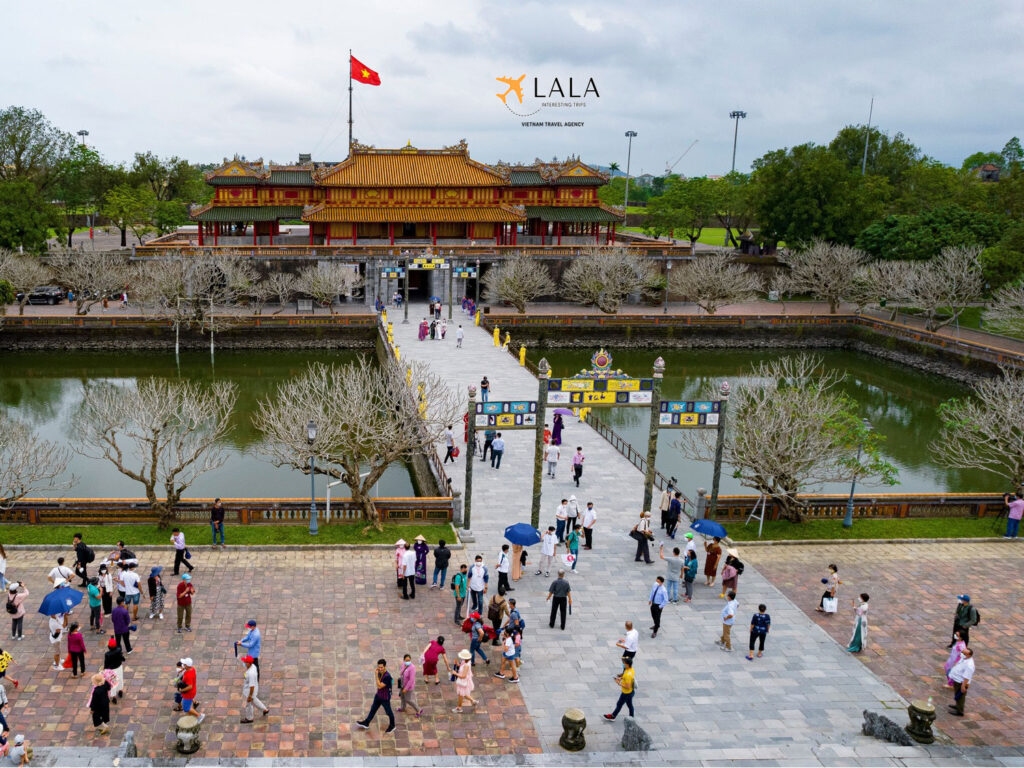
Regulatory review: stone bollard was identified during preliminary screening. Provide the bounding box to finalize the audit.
[621,717,652,752]
[559,707,586,751]
[175,714,202,754]
[905,699,936,744]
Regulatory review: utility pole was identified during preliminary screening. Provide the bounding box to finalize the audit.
[642,357,666,511]
[861,96,874,176]
[708,381,731,519]
[623,131,637,213]
[729,111,747,173]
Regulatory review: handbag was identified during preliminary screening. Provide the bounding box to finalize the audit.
[184,549,191,560]
[822,597,838,614]
[628,528,643,542]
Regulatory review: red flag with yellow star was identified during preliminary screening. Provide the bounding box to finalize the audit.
[350,55,381,86]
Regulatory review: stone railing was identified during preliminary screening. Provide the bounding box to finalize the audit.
[712,492,1005,522]
[133,243,693,260]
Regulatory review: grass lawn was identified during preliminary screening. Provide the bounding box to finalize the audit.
[726,516,1003,542]
[0,522,456,547]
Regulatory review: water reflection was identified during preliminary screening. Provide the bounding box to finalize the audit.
[0,350,413,499]
[539,348,1002,495]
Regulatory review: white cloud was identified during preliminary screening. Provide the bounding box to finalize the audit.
[2,0,1022,175]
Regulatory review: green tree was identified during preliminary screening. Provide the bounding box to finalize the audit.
[152,200,190,235]
[1001,137,1023,170]
[713,172,754,247]
[645,176,721,248]
[51,144,105,248]
[101,184,155,247]
[0,279,14,311]
[130,152,210,203]
[979,222,1024,289]
[894,160,988,215]
[828,124,920,187]
[749,143,891,246]
[856,205,1003,261]
[0,106,75,193]
[0,179,56,252]
[961,150,1002,171]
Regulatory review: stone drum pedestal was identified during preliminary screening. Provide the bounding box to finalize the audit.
[905,699,936,744]
[175,714,202,754]
[559,707,587,751]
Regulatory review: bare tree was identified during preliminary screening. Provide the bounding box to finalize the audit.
[775,241,867,314]
[907,245,984,331]
[982,284,1024,337]
[265,272,298,314]
[482,254,556,313]
[47,250,131,315]
[848,260,917,319]
[560,247,658,314]
[295,263,362,314]
[73,378,237,527]
[254,358,462,527]
[931,367,1024,487]
[669,249,762,314]
[674,354,896,522]
[0,412,74,510]
[0,250,51,315]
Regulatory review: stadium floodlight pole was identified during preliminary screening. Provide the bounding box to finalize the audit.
[861,96,874,176]
[623,131,638,213]
[729,111,746,173]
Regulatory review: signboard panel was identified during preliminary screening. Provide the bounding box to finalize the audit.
[411,258,449,270]
[546,377,654,406]
[453,267,477,278]
[474,400,539,429]
[657,400,723,428]
[380,268,406,279]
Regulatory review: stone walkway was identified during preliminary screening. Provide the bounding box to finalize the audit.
[745,541,1024,748]
[390,306,932,762]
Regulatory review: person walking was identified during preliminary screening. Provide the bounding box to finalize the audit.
[67,622,86,678]
[682,549,698,603]
[176,574,195,633]
[631,512,654,564]
[704,536,723,587]
[495,545,512,593]
[47,557,74,585]
[397,654,422,717]
[210,498,226,547]
[658,483,674,530]
[947,647,975,717]
[237,620,262,680]
[551,412,564,446]
[429,319,437,340]
[479,376,490,403]
[582,502,597,550]
[719,549,741,598]
[665,493,683,539]
[452,649,476,712]
[746,604,771,660]
[147,566,165,620]
[545,442,560,478]
[546,570,572,630]
[537,527,557,576]
[400,542,417,600]
[816,564,840,613]
[945,630,968,687]
[659,545,684,603]
[486,587,510,646]
[490,433,505,469]
[571,447,585,487]
[565,524,581,572]
[481,427,496,463]
[845,593,870,653]
[420,636,450,685]
[393,540,407,588]
[103,638,124,704]
[616,621,639,665]
[554,499,568,543]
[649,577,668,638]
[452,564,468,624]
[72,533,94,587]
[950,595,979,647]
[431,539,451,589]
[456,325,464,348]
[716,591,738,652]
[468,556,488,614]
[603,657,636,721]
[1003,492,1024,538]
[111,597,132,654]
[170,528,194,576]
[7,583,27,640]
[355,659,396,733]
[468,612,489,666]
[443,425,456,464]
[239,655,268,723]
[565,494,580,534]
[440,318,447,340]
[97,565,113,629]
[119,562,141,621]
[87,672,112,735]
[178,658,205,723]
[494,627,520,683]
[86,577,103,633]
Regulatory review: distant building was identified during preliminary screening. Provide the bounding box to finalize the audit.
[971,163,1001,182]
[634,173,656,188]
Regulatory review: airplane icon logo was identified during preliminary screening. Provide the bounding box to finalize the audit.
[495,75,526,105]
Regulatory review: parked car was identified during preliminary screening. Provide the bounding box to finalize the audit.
[15,285,64,305]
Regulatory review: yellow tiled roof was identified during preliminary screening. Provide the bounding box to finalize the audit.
[317,147,506,187]
[302,204,525,223]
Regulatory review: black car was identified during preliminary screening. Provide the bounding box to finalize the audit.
[15,285,64,305]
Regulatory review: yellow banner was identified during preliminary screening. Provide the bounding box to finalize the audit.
[677,413,700,426]
[607,379,640,392]
[560,380,594,392]
[496,414,517,427]
[582,392,617,404]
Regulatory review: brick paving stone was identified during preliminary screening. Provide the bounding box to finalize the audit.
[746,541,1024,747]
[0,548,539,759]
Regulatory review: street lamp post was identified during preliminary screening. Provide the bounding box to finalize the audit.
[842,418,872,529]
[729,111,747,174]
[623,130,638,214]
[77,130,92,249]
[306,419,319,535]
[77,129,89,146]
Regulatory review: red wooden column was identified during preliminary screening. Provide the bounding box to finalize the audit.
[213,224,219,246]
[468,223,474,241]
[326,224,331,246]
[540,222,546,246]
[389,223,394,245]
[253,223,258,246]
[512,223,517,245]
[557,221,562,246]
[309,226,314,245]
[198,222,204,246]
[431,223,437,247]
[610,223,616,245]
[352,224,357,246]
[268,221,274,246]
[594,223,599,244]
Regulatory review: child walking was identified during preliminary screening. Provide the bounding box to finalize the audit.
[147,566,165,620]
[88,672,112,735]
[67,623,86,678]
[746,604,771,661]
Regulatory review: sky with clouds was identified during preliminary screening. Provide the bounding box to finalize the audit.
[5,1,1022,176]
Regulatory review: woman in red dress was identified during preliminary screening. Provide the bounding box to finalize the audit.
[420,636,451,685]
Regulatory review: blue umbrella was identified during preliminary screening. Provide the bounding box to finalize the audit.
[38,586,83,616]
[690,518,728,539]
[504,523,542,546]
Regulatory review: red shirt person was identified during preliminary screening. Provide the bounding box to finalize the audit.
[178,657,204,722]
[176,574,195,633]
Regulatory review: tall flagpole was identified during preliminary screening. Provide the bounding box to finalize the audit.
[348,49,353,157]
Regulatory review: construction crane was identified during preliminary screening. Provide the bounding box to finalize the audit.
[664,140,698,176]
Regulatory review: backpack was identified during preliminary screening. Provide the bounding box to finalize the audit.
[5,596,16,615]
[733,559,745,575]
[83,546,96,564]
[973,607,981,626]
[487,598,502,622]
